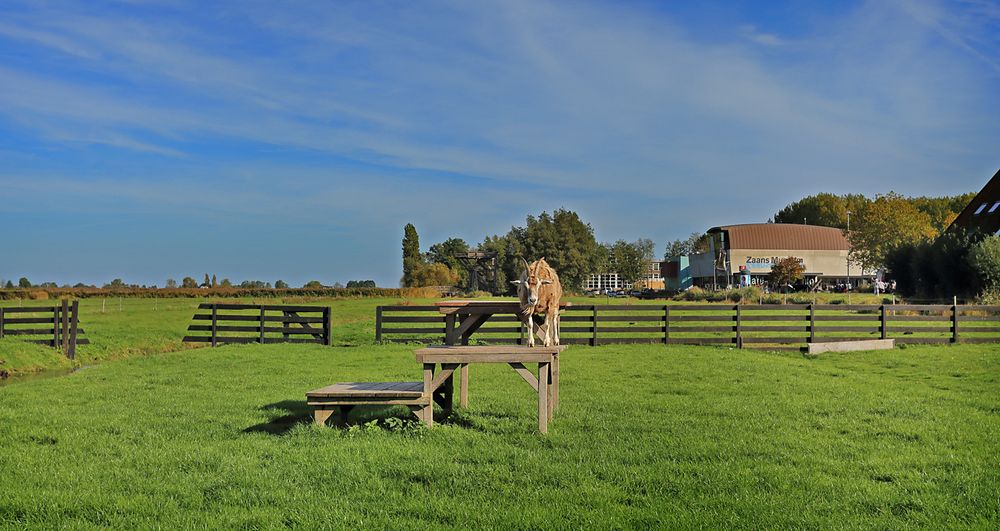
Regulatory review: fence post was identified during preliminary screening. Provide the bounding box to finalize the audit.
[375,306,383,343]
[880,304,887,340]
[952,301,959,344]
[61,299,69,355]
[68,301,79,360]
[592,306,599,347]
[323,306,333,347]
[52,304,60,349]
[259,306,266,345]
[211,304,218,347]
[808,304,815,343]
[735,304,742,349]
[664,306,670,345]
[0,307,4,339]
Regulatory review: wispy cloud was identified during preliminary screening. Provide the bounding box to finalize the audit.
[0,0,997,285]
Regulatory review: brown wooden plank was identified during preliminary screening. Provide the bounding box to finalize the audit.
[0,306,59,313]
[812,315,880,322]
[739,315,809,321]
[740,337,808,344]
[885,314,951,321]
[667,326,736,332]
[381,316,446,323]
[810,326,880,333]
[380,327,447,334]
[595,326,665,333]
[1,317,62,324]
[378,306,444,311]
[894,337,952,344]
[813,304,881,311]
[669,315,734,322]
[740,325,809,332]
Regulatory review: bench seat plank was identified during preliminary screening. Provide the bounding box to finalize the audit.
[307,381,424,398]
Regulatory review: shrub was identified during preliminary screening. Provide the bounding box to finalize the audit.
[29,291,49,300]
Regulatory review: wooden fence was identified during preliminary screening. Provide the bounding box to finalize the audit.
[0,300,88,358]
[183,303,332,346]
[375,304,1000,350]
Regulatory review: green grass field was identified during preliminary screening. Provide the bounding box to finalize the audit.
[1,297,998,527]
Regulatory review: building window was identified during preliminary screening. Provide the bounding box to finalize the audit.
[990,201,1000,214]
[975,202,989,215]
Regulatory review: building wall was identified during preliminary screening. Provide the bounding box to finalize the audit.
[728,248,852,277]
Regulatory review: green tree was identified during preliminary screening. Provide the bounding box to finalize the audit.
[4,280,14,289]
[971,236,1000,292]
[18,277,31,288]
[165,278,177,289]
[773,193,869,229]
[303,280,325,289]
[848,192,937,272]
[106,278,126,288]
[411,262,459,287]
[181,277,198,288]
[346,280,377,288]
[768,257,806,291]
[211,274,217,288]
[480,231,527,295]
[608,239,655,286]
[402,223,422,287]
[274,280,289,289]
[664,232,710,259]
[220,278,233,288]
[519,209,603,291]
[427,238,470,285]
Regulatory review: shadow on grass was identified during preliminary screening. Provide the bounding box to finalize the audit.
[244,400,518,435]
[243,400,312,436]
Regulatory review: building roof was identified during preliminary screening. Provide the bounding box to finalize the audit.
[948,168,1000,235]
[708,223,850,251]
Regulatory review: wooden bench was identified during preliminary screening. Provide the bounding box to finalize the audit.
[306,379,454,426]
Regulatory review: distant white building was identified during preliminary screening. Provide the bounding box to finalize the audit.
[583,261,665,292]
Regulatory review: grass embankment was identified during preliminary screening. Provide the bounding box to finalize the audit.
[0,297,428,377]
[0,294,989,377]
[0,343,997,527]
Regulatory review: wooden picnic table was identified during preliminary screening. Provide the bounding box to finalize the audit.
[415,345,566,433]
[434,299,572,346]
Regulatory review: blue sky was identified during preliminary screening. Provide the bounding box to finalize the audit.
[1,0,998,287]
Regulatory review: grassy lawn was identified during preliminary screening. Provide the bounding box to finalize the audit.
[1,340,998,528]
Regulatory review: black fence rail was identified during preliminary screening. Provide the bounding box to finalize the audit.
[375,303,1000,350]
[183,303,332,346]
[0,300,88,359]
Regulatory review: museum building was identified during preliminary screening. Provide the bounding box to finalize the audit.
[684,223,870,289]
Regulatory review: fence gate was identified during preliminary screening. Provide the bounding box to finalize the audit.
[183,303,332,346]
[0,300,89,359]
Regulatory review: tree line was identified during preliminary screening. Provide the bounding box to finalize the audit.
[402,209,656,294]
[1,275,378,290]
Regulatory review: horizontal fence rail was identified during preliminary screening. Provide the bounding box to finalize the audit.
[183,303,332,346]
[0,300,88,359]
[375,303,1000,350]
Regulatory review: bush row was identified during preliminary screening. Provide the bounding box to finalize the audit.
[0,287,445,301]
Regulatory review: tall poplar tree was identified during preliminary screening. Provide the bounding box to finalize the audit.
[402,223,422,287]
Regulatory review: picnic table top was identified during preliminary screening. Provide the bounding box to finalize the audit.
[434,300,572,314]
[414,344,566,363]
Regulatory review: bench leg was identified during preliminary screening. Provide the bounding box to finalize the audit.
[459,363,469,408]
[538,362,549,434]
[314,408,335,426]
[423,363,435,427]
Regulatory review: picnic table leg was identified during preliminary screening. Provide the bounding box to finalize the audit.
[442,368,454,417]
[459,363,469,408]
[422,363,435,427]
[552,353,559,412]
[336,405,354,426]
[538,361,549,434]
